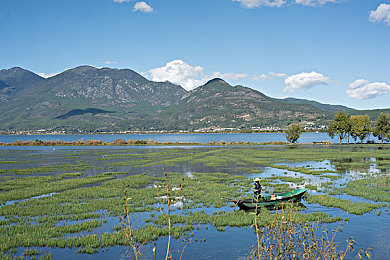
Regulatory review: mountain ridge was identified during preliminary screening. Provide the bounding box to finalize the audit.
[0,66,389,132]
[153,78,329,130]
[281,97,352,113]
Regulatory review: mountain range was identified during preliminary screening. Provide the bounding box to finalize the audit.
[0,66,388,132]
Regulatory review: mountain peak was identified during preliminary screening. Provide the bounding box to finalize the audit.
[0,67,44,89]
[205,78,227,85]
[0,67,38,75]
[66,65,98,74]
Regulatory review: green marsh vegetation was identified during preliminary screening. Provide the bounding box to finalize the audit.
[329,175,390,202]
[0,163,95,176]
[0,145,389,258]
[306,194,385,215]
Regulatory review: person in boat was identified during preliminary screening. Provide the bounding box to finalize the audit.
[253,177,262,201]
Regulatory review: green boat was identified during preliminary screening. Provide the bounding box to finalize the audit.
[231,189,307,210]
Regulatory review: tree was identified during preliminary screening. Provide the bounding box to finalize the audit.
[350,115,371,144]
[373,113,390,144]
[327,111,351,145]
[285,124,302,143]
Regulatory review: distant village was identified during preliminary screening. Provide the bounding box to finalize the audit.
[1,123,328,135]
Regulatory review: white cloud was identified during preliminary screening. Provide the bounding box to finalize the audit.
[212,72,248,81]
[133,2,153,13]
[114,0,132,3]
[348,79,369,89]
[233,0,344,8]
[233,0,286,9]
[147,60,248,91]
[346,79,390,100]
[148,60,205,91]
[369,4,390,25]
[294,0,340,6]
[284,71,330,93]
[253,72,286,81]
[103,61,118,65]
[37,72,59,78]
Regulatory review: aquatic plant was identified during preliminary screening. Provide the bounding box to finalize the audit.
[306,194,385,215]
[330,175,390,202]
[120,187,145,260]
[249,204,371,259]
[154,171,191,260]
[271,164,337,176]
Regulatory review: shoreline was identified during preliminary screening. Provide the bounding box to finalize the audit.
[0,139,388,147]
[0,130,327,136]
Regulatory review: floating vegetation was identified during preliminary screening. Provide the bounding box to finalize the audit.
[271,164,337,176]
[0,174,114,205]
[306,194,385,215]
[0,163,94,176]
[330,175,390,202]
[277,176,305,184]
[304,183,318,191]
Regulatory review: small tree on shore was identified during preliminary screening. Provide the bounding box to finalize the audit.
[285,124,302,143]
[328,111,351,144]
[350,115,371,144]
[373,113,390,144]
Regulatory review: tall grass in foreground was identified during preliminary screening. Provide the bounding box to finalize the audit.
[120,186,145,260]
[155,171,191,260]
[250,204,372,260]
[121,171,191,260]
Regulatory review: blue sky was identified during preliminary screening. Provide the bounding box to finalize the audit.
[1,0,390,110]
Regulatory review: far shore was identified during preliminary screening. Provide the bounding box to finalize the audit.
[0,139,388,147]
[0,130,327,136]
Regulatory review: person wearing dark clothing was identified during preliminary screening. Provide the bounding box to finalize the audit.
[253,177,262,200]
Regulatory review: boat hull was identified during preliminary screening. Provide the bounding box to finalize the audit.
[232,189,307,210]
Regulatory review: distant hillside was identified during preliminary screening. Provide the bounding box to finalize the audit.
[0,66,187,132]
[152,79,330,130]
[349,108,390,119]
[0,80,9,89]
[0,80,10,102]
[0,66,389,132]
[281,97,352,112]
[30,66,187,107]
[0,67,44,95]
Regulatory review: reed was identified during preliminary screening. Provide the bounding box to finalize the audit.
[119,187,145,260]
[249,203,371,259]
[154,170,192,260]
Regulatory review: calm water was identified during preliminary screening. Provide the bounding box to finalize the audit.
[0,132,382,144]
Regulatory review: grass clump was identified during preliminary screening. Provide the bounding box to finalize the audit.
[271,164,337,176]
[331,175,390,202]
[306,194,385,215]
[23,249,39,256]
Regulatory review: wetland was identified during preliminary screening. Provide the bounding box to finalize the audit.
[0,144,389,259]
